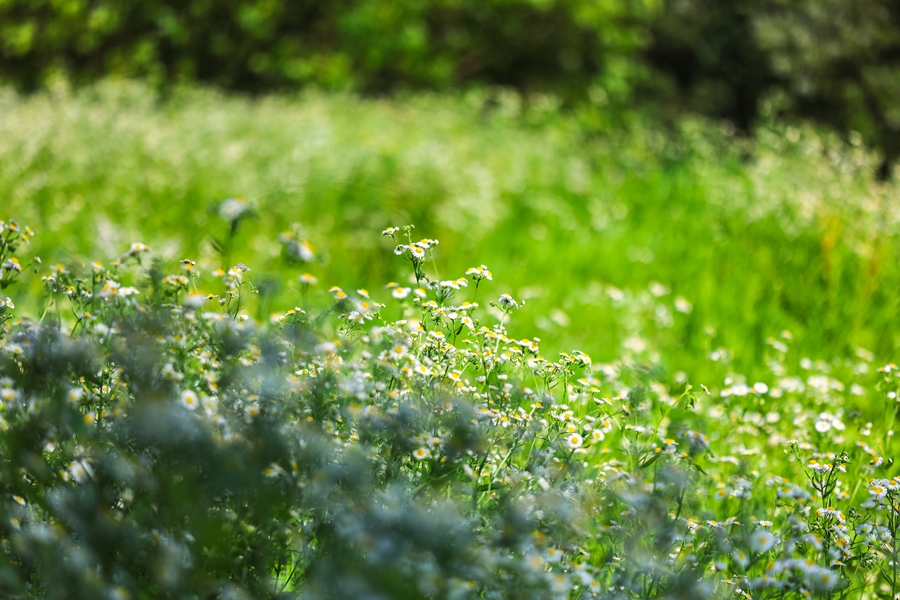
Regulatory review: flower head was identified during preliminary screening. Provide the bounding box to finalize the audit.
[498,293,519,310]
[749,530,777,553]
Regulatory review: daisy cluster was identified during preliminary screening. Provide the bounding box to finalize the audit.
[0,215,899,599]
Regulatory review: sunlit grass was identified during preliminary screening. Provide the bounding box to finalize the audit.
[2,80,898,386]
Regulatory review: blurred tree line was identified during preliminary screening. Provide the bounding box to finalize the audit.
[1,0,898,176]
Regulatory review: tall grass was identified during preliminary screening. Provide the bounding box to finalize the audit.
[1,80,897,383]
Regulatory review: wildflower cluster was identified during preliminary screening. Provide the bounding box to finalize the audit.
[0,219,37,300]
[1,219,900,599]
[278,224,316,264]
[0,220,38,329]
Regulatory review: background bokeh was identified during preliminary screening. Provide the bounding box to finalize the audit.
[3,0,900,174]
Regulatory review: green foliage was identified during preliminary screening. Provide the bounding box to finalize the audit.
[4,0,900,170]
[0,0,655,100]
[641,0,900,174]
[641,0,774,128]
[752,0,900,174]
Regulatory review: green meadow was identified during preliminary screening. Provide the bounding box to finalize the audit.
[4,81,900,598]
[3,82,897,382]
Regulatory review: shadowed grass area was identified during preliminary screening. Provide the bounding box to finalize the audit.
[2,81,898,384]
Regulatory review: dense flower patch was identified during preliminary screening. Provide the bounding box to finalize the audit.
[0,215,898,599]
